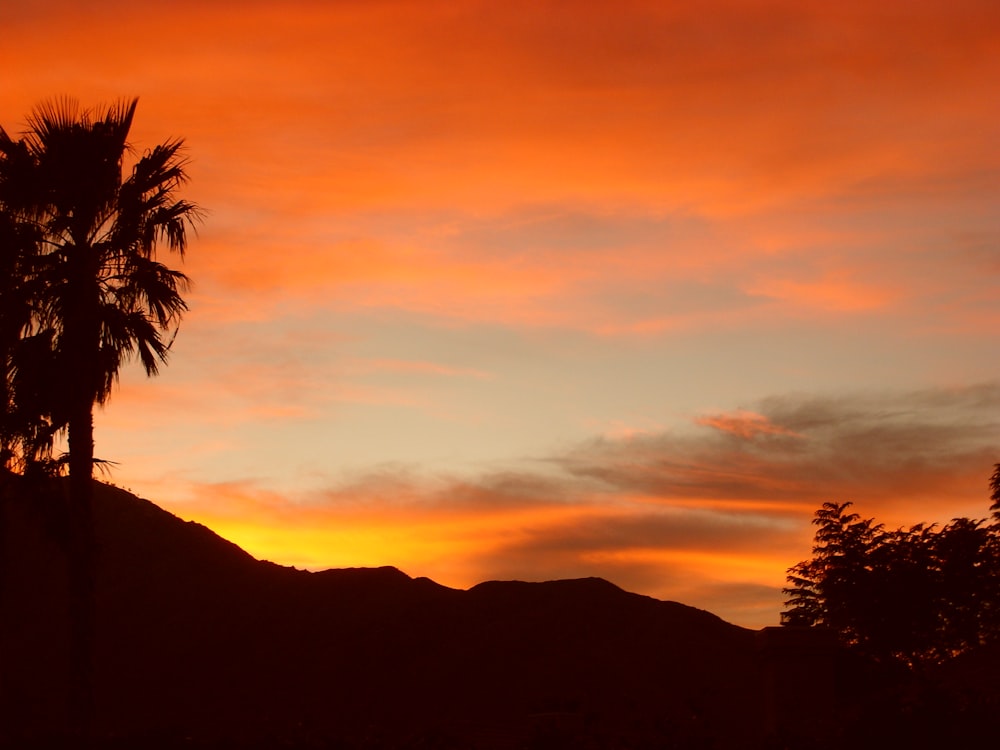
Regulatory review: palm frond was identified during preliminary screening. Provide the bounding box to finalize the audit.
[2,97,194,480]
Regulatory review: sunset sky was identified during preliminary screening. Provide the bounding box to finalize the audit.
[4,0,1000,627]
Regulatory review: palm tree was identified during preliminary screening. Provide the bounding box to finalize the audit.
[0,97,198,735]
[2,97,197,488]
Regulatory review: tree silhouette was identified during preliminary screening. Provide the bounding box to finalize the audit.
[0,179,50,471]
[0,97,198,735]
[783,469,1000,666]
[0,98,196,489]
[782,501,885,640]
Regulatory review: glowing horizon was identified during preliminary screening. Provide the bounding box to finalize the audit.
[5,0,1000,627]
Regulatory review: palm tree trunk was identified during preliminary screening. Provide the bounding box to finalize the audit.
[63,247,100,741]
[65,400,96,741]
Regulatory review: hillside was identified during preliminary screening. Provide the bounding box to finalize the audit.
[1,478,768,748]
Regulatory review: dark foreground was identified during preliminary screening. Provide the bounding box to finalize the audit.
[1,479,998,749]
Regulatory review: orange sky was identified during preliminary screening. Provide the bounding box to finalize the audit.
[4,0,1000,627]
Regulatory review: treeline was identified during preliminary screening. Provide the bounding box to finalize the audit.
[783,466,1000,666]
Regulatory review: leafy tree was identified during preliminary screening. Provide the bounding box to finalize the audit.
[931,516,998,653]
[782,502,885,642]
[783,470,1000,666]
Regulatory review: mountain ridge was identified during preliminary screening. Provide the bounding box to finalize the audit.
[0,477,765,748]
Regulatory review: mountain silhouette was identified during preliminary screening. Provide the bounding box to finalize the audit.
[1,479,768,748]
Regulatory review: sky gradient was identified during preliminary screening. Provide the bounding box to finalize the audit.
[5,0,1000,627]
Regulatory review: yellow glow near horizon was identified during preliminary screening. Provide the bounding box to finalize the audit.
[8,0,999,630]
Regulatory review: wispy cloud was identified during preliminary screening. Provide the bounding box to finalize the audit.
[562,384,1000,517]
[696,410,803,440]
[153,384,1000,628]
[11,1,997,336]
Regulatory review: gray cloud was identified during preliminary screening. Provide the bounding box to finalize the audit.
[301,384,1000,628]
[557,383,1000,513]
[489,510,798,558]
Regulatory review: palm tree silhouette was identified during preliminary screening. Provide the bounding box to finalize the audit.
[0,97,198,735]
[8,97,196,489]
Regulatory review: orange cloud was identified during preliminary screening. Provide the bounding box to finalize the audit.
[152,476,802,628]
[13,0,998,217]
[156,477,604,574]
[10,0,995,337]
[130,383,1000,630]
[745,272,901,313]
[696,411,803,440]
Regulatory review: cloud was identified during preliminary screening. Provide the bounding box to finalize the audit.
[150,384,1000,629]
[11,0,997,340]
[181,192,998,339]
[561,384,1000,519]
[745,273,902,313]
[696,411,803,440]
[12,2,1000,203]
[158,470,801,627]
